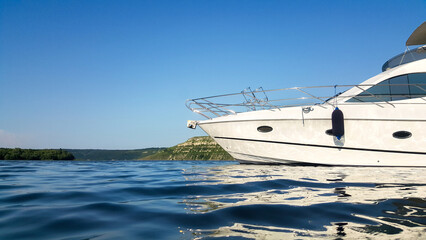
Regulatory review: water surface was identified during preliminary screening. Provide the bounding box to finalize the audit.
[0,160,425,239]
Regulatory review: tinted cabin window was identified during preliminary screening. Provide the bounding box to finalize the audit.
[389,75,410,101]
[347,73,426,102]
[347,80,391,102]
[408,73,426,96]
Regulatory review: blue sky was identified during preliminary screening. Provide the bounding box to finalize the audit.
[0,0,424,149]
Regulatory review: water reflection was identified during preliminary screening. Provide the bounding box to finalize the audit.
[182,164,426,239]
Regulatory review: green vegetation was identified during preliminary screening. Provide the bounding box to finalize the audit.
[142,136,235,160]
[67,148,165,160]
[0,148,75,160]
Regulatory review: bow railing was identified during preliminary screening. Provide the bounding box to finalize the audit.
[186,84,426,119]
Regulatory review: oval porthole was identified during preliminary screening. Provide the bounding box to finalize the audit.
[325,129,333,136]
[257,126,273,133]
[392,131,412,139]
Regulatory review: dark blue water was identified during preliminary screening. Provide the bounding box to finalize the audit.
[0,160,425,239]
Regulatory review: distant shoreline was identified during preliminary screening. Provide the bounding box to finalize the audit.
[1,136,235,161]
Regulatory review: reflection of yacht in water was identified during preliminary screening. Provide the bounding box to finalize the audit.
[181,164,426,239]
[186,23,426,166]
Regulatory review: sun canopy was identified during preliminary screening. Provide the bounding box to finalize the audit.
[406,22,426,46]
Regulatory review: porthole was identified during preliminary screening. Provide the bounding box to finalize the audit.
[392,131,412,139]
[325,129,333,136]
[257,126,273,133]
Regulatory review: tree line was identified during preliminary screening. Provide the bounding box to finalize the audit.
[0,148,75,160]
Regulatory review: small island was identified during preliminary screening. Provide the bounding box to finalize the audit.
[0,148,75,160]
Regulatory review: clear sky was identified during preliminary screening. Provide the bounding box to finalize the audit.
[0,0,424,149]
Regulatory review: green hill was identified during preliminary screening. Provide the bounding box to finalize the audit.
[142,136,235,160]
[67,148,165,160]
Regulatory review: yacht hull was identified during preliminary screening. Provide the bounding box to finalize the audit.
[198,104,426,167]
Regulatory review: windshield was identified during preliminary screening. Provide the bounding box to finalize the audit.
[382,45,426,72]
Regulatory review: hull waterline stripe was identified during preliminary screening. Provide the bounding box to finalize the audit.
[231,151,424,167]
[214,136,426,155]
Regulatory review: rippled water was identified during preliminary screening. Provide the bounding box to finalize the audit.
[0,160,425,239]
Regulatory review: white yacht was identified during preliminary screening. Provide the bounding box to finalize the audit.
[186,23,426,166]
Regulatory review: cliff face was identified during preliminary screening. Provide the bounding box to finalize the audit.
[142,136,235,160]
